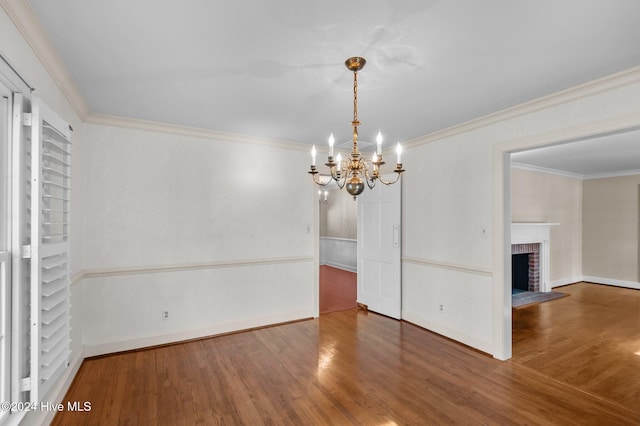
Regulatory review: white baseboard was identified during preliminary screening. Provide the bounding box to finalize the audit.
[21,348,85,426]
[401,313,493,357]
[551,276,640,290]
[581,276,640,290]
[84,310,314,357]
[322,261,357,273]
[550,277,584,288]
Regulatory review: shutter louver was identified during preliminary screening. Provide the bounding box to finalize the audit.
[29,98,71,403]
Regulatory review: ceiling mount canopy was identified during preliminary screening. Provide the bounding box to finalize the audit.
[308,57,405,200]
[344,56,366,72]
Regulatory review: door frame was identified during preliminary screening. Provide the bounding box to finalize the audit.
[492,120,640,360]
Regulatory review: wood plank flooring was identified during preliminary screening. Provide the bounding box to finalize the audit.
[319,265,357,314]
[511,282,640,415]
[53,282,640,425]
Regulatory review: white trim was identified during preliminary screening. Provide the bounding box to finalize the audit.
[86,113,308,151]
[511,223,558,293]
[491,151,511,361]
[402,256,492,276]
[26,349,86,425]
[511,162,585,179]
[81,256,314,279]
[511,223,558,242]
[0,54,31,93]
[319,237,356,273]
[511,161,640,180]
[322,261,356,273]
[402,314,492,355]
[70,271,84,285]
[320,236,356,243]
[550,277,584,288]
[583,170,640,180]
[405,66,640,151]
[0,0,90,119]
[20,347,84,426]
[495,111,640,361]
[83,311,314,357]
[551,276,640,291]
[581,276,640,291]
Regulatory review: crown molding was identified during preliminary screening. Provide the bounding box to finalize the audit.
[404,66,640,150]
[512,161,640,180]
[582,169,640,180]
[0,0,90,119]
[85,112,310,151]
[511,162,586,179]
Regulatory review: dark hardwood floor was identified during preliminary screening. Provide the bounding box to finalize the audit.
[52,282,640,425]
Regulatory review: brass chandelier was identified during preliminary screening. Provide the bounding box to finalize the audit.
[308,57,405,200]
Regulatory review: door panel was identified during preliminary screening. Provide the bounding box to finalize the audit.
[357,175,401,319]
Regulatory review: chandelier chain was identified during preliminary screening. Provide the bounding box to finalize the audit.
[353,71,358,123]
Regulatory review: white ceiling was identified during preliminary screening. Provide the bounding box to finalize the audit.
[511,129,640,178]
[25,0,640,170]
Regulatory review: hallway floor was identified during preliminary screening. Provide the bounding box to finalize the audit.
[319,265,357,314]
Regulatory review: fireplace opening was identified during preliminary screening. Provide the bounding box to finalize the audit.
[512,253,530,292]
[511,242,540,292]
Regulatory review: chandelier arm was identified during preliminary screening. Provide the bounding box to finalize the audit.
[364,169,377,189]
[377,172,403,186]
[330,162,347,188]
[330,166,340,181]
[313,178,331,186]
[311,172,332,187]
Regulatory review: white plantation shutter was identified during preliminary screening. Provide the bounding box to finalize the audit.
[27,97,71,403]
[10,93,31,406]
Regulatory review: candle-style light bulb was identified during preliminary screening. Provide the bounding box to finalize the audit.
[376,130,382,155]
[323,190,328,201]
[328,133,335,157]
[311,144,317,166]
[335,153,342,170]
[396,142,402,164]
[372,152,378,163]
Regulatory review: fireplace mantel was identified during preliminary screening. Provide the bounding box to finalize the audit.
[511,223,559,244]
[511,223,558,292]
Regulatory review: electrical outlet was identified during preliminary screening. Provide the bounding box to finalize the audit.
[162,310,169,320]
[439,304,444,313]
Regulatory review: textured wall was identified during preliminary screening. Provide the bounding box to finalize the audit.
[511,168,583,284]
[320,188,357,239]
[402,76,640,356]
[81,123,316,354]
[583,174,640,282]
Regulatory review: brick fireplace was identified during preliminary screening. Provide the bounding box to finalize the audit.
[511,243,540,292]
[511,223,558,293]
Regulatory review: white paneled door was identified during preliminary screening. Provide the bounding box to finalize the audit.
[357,176,401,319]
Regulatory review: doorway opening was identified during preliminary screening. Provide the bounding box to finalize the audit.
[505,125,640,359]
[318,188,357,314]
